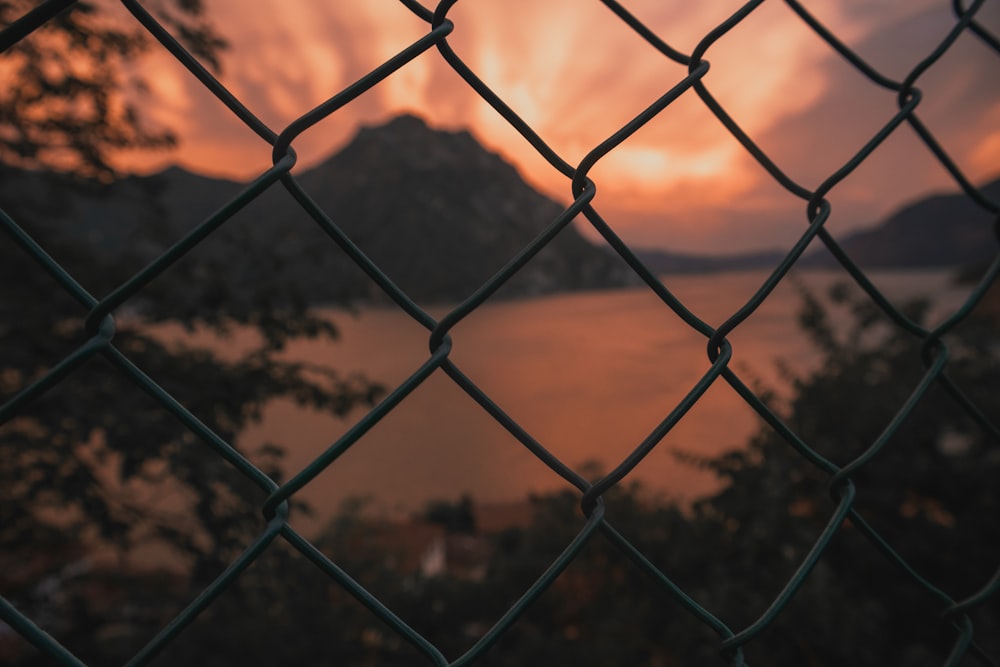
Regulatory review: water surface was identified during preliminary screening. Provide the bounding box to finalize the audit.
[199,268,967,530]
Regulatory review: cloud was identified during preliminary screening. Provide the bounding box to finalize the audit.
[749,4,1000,230]
[116,0,998,252]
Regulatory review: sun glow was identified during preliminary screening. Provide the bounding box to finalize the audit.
[110,0,1000,252]
[601,145,737,188]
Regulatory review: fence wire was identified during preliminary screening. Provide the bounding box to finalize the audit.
[2,0,999,665]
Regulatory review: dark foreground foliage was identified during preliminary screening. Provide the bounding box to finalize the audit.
[6,280,996,667]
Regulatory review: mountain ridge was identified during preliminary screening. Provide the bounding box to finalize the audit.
[4,114,996,307]
[799,179,1000,270]
[636,177,1000,274]
[1,114,637,310]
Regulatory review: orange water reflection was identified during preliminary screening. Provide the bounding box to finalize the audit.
[150,269,964,534]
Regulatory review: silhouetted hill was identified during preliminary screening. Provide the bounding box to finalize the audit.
[0,115,635,311]
[288,114,636,301]
[800,179,1000,269]
[634,179,999,274]
[633,247,787,274]
[6,116,995,311]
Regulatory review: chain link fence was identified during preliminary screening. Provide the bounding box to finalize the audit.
[2,0,999,665]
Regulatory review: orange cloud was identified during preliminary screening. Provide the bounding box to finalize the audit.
[115,0,999,253]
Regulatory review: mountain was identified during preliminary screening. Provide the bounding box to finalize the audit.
[0,115,635,311]
[633,178,1000,274]
[632,247,788,274]
[287,114,636,301]
[800,178,1000,270]
[6,114,994,311]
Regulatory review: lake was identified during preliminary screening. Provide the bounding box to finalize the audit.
[185,268,968,529]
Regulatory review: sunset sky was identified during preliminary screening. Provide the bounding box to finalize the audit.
[120,0,999,254]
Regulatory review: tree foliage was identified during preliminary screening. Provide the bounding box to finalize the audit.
[0,0,224,180]
[682,282,1000,663]
[1,4,382,663]
[143,283,1000,667]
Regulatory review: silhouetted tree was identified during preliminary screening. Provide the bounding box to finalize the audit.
[214,282,1000,666]
[0,4,381,664]
[1,0,224,180]
[680,281,1000,664]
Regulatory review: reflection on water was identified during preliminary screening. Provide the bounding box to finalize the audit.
[159,269,967,529]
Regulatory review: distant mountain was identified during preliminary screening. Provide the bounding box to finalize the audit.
[0,114,635,311]
[632,247,788,274]
[6,115,995,312]
[634,178,1000,274]
[286,114,636,301]
[800,179,1000,269]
